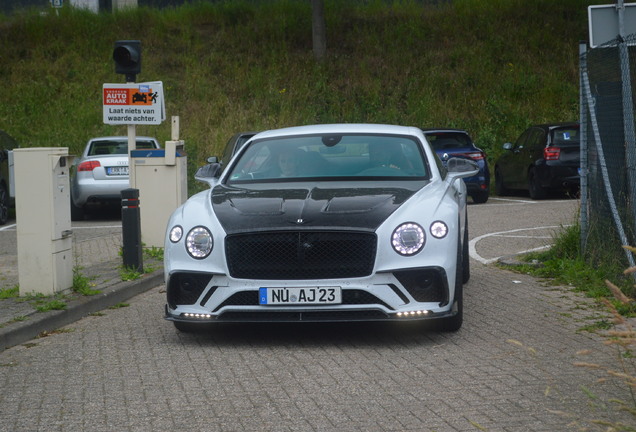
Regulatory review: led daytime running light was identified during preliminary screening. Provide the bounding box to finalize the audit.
[391,222,425,256]
[186,226,213,259]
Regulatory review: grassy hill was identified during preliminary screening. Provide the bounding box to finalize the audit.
[0,0,599,188]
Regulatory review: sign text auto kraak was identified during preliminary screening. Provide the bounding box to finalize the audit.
[103,82,165,125]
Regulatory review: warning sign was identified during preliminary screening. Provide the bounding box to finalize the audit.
[103,82,165,125]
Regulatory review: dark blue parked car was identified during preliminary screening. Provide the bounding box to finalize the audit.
[422,128,490,203]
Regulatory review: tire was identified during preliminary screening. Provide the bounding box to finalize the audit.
[462,221,470,284]
[471,190,489,204]
[494,168,508,196]
[438,241,464,332]
[70,196,85,221]
[0,183,8,225]
[528,168,547,200]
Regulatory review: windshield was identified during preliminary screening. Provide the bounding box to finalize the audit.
[88,139,156,156]
[425,132,472,150]
[550,126,579,145]
[226,133,429,183]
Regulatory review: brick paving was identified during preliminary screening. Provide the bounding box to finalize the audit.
[0,261,631,431]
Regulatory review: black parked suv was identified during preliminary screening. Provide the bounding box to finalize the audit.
[494,122,580,199]
[0,130,17,225]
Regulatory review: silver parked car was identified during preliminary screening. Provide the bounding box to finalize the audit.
[70,136,160,220]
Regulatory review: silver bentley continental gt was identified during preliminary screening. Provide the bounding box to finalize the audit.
[164,124,478,332]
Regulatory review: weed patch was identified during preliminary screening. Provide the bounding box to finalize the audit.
[72,266,100,296]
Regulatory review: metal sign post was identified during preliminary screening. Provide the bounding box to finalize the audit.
[588,1,636,248]
[588,2,636,47]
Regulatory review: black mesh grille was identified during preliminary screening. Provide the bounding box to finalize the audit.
[225,231,377,279]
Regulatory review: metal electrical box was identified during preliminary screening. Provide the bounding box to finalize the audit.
[13,148,74,296]
[131,140,187,248]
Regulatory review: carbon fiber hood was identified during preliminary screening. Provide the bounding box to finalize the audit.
[211,182,426,234]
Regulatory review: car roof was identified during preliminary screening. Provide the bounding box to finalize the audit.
[252,124,423,139]
[87,136,158,142]
[528,122,579,131]
[420,128,470,134]
[232,131,259,139]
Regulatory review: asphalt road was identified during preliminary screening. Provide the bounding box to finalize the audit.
[0,196,631,432]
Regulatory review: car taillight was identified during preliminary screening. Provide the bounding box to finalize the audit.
[544,147,561,161]
[78,160,101,172]
[457,152,485,161]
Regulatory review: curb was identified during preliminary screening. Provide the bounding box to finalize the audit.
[0,270,163,352]
[497,254,544,268]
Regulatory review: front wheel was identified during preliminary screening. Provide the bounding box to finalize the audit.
[462,223,470,284]
[437,242,464,332]
[494,168,508,196]
[70,197,85,221]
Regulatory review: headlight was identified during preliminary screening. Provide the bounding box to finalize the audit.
[391,222,425,256]
[186,226,213,259]
[169,226,183,243]
[430,221,448,239]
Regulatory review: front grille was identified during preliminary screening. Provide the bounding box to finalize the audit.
[225,231,377,280]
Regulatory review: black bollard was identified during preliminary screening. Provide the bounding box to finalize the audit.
[121,188,143,273]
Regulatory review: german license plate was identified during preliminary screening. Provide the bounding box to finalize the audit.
[259,287,341,305]
[107,166,129,175]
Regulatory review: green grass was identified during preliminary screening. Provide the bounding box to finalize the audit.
[0,285,19,299]
[0,0,601,194]
[144,247,163,261]
[119,266,142,281]
[35,299,67,312]
[512,223,636,316]
[72,266,100,296]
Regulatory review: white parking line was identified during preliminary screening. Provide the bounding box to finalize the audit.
[0,224,121,232]
[73,225,122,229]
[493,234,553,239]
[469,225,567,265]
[489,197,537,204]
[484,197,576,206]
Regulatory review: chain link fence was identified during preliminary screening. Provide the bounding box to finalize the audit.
[580,34,636,268]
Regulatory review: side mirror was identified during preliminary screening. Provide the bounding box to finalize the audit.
[503,142,513,151]
[446,157,479,178]
[194,156,222,185]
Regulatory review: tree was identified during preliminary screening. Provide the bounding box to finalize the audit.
[311,0,326,61]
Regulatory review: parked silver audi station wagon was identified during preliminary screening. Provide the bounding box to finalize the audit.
[70,136,160,220]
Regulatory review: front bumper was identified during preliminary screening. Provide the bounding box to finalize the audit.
[164,267,455,324]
